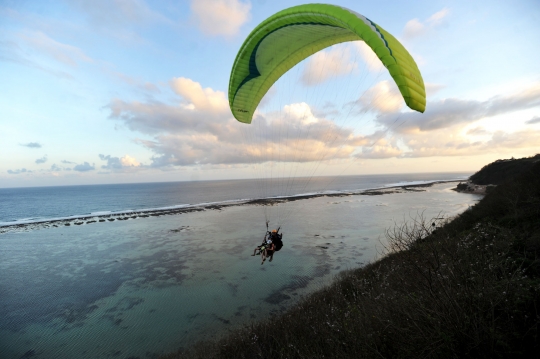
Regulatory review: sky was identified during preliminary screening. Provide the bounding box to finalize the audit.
[1,0,539,188]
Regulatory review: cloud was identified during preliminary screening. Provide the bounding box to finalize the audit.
[525,116,540,125]
[357,145,403,159]
[355,136,403,159]
[191,0,251,37]
[73,162,95,172]
[35,155,48,164]
[20,142,42,148]
[300,42,386,86]
[399,128,540,158]
[403,19,424,39]
[403,8,450,39]
[108,77,368,167]
[283,102,319,125]
[120,155,140,167]
[301,46,357,86]
[487,130,540,150]
[425,83,445,98]
[170,77,229,113]
[353,81,540,159]
[138,103,364,166]
[353,42,384,72]
[355,81,404,113]
[7,168,31,174]
[466,127,490,136]
[108,80,229,136]
[0,39,74,80]
[102,65,161,93]
[375,82,540,134]
[99,154,141,170]
[110,76,540,165]
[69,0,172,36]
[428,8,451,25]
[49,163,74,171]
[19,31,93,67]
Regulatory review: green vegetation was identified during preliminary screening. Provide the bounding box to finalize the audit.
[470,154,540,185]
[164,159,540,359]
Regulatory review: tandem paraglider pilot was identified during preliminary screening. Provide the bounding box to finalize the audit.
[252,223,284,265]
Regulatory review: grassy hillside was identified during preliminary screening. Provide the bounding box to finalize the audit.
[164,160,540,359]
[470,154,540,185]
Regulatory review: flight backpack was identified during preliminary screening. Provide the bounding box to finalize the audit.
[273,233,283,251]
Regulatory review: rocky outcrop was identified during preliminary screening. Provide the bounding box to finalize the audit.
[454,181,496,194]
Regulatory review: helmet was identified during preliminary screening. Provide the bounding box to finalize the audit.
[272,229,277,233]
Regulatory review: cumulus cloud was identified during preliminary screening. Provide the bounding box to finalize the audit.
[108,77,368,167]
[301,46,357,86]
[139,104,364,166]
[357,145,402,159]
[356,81,403,113]
[99,154,141,170]
[283,102,319,125]
[399,128,540,158]
[353,41,384,72]
[35,155,48,164]
[108,79,230,137]
[375,82,540,134]
[20,142,42,148]
[109,75,540,164]
[73,162,95,172]
[355,135,403,159]
[191,0,251,37]
[120,155,140,167]
[403,8,450,39]
[351,81,540,159]
[525,116,540,125]
[171,77,229,113]
[300,42,386,86]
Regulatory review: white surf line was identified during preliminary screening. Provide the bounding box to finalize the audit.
[0,179,464,234]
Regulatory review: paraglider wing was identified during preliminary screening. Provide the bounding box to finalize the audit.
[228,3,426,124]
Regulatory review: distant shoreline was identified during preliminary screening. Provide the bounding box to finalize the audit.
[0,180,470,235]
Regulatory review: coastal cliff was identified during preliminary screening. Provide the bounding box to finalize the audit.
[454,154,540,194]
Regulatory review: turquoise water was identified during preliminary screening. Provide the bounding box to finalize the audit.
[0,182,480,359]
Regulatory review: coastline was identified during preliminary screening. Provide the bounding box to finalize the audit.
[0,180,465,235]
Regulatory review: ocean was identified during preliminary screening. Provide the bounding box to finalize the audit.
[0,173,479,359]
[1,173,469,226]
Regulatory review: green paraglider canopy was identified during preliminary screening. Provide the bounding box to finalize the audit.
[228,3,426,124]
